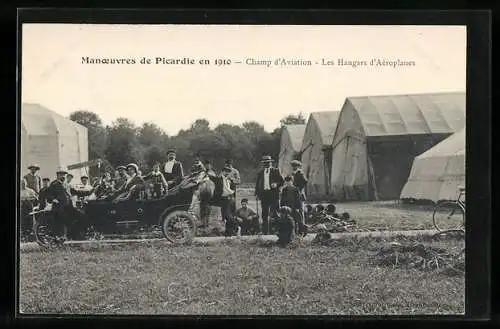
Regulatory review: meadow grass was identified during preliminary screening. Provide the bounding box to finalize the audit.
[20,235,464,315]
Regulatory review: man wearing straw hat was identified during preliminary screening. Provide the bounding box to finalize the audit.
[24,164,42,194]
[255,155,284,234]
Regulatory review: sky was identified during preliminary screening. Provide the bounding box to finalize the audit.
[21,24,466,135]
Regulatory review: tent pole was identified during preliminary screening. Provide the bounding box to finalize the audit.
[367,154,379,201]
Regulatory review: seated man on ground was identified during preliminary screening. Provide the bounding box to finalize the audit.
[234,198,260,235]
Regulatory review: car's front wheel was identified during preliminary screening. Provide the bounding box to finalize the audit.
[33,212,62,248]
[161,210,197,245]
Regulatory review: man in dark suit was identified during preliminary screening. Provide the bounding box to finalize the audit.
[38,177,51,209]
[255,155,284,234]
[163,149,184,188]
[46,167,73,241]
[291,160,308,236]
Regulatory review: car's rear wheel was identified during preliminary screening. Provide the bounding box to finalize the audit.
[161,210,197,244]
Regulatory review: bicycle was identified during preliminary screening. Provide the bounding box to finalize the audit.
[432,185,466,232]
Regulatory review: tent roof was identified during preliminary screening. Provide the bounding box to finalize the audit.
[417,127,465,159]
[345,92,465,137]
[22,103,88,136]
[283,124,306,152]
[309,111,341,146]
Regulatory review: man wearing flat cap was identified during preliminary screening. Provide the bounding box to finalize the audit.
[73,175,93,202]
[24,164,42,194]
[163,150,184,188]
[255,155,284,234]
[45,167,74,241]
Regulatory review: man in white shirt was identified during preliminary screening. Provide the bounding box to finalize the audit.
[224,159,241,213]
[73,175,93,202]
[163,149,184,188]
[255,155,284,234]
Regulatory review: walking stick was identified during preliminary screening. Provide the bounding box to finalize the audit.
[255,196,261,235]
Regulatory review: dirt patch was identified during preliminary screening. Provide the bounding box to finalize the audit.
[371,241,465,275]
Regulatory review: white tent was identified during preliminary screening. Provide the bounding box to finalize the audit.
[21,103,89,181]
[300,111,341,199]
[278,124,306,177]
[330,92,465,201]
[400,127,465,202]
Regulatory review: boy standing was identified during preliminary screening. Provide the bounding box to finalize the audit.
[144,162,168,198]
[280,175,303,236]
[277,206,295,247]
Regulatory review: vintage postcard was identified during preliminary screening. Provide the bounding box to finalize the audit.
[19,23,467,316]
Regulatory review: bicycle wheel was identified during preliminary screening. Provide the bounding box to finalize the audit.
[433,201,465,232]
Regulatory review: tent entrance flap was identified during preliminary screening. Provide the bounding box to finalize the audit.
[367,138,427,200]
[369,154,414,200]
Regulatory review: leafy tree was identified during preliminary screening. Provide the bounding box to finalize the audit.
[70,110,104,127]
[68,110,305,182]
[242,121,267,140]
[69,110,109,177]
[138,122,167,147]
[105,118,145,168]
[214,123,254,163]
[280,112,306,126]
[143,145,165,170]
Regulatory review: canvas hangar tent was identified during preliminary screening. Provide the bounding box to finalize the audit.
[300,111,341,199]
[21,103,89,181]
[278,124,306,177]
[329,92,466,201]
[400,127,465,203]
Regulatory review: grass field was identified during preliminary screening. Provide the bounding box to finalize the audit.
[20,234,464,315]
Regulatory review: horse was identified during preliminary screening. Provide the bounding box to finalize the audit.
[190,171,229,232]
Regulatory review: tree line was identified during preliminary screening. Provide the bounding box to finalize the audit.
[69,111,306,183]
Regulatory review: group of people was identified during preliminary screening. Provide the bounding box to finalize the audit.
[212,154,308,238]
[252,155,308,237]
[20,149,309,242]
